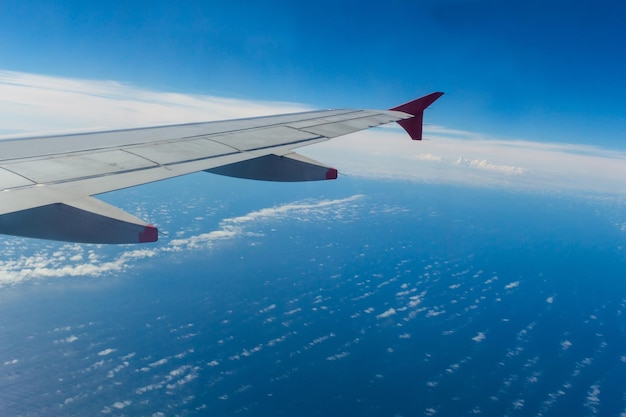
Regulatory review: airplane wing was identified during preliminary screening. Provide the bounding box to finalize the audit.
[0,92,443,244]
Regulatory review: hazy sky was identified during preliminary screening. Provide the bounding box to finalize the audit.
[2,0,625,146]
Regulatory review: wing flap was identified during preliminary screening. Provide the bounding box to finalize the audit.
[0,167,35,190]
[0,196,157,243]
[126,137,236,164]
[0,151,260,216]
[210,126,320,151]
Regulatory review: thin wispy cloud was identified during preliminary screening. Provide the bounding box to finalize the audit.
[166,195,362,251]
[305,127,626,196]
[455,157,525,175]
[0,195,364,286]
[0,70,307,136]
[413,153,443,162]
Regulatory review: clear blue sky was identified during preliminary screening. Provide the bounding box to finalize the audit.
[1,0,626,146]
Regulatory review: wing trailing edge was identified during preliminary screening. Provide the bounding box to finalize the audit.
[0,197,157,244]
[390,92,444,140]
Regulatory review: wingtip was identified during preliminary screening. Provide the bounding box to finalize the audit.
[139,225,158,243]
[389,92,444,114]
[390,92,444,140]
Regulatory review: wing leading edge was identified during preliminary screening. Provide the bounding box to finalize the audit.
[0,92,443,243]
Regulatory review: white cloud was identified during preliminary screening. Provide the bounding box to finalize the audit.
[408,292,425,308]
[149,358,169,368]
[326,352,350,361]
[376,308,396,319]
[0,195,364,286]
[259,304,276,314]
[585,384,601,415]
[304,126,626,196]
[166,194,362,251]
[98,348,117,356]
[0,246,158,286]
[513,399,525,410]
[112,400,131,410]
[0,70,307,136]
[424,407,438,416]
[137,365,199,395]
[504,281,520,290]
[455,157,525,175]
[413,153,443,162]
[472,332,486,342]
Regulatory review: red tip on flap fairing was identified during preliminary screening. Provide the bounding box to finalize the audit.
[390,92,443,140]
[326,168,338,180]
[139,225,158,243]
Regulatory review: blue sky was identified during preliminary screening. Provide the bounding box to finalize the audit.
[2,0,626,147]
[2,0,625,281]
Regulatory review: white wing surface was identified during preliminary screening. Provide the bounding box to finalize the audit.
[0,92,443,243]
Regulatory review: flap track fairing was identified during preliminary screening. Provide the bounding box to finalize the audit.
[0,197,157,244]
[205,153,337,182]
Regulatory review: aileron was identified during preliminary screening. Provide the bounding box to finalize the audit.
[0,167,35,190]
[210,125,321,151]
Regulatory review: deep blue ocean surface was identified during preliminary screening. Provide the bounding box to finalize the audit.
[1,177,626,416]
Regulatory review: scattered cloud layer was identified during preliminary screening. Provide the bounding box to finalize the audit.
[455,157,525,175]
[0,195,364,286]
[413,153,443,162]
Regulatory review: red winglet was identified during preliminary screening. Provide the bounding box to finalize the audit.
[139,225,158,243]
[390,92,443,140]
